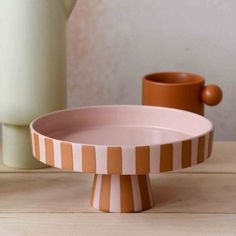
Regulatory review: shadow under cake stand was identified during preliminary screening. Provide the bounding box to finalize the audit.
[30,105,213,213]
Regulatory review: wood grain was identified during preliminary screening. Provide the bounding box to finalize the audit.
[0,213,235,236]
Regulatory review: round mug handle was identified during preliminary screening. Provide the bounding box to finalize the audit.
[201,84,223,106]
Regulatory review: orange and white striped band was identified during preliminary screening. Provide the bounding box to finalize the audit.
[31,130,214,175]
[91,174,153,213]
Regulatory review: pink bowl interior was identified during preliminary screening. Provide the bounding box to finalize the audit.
[31,106,213,146]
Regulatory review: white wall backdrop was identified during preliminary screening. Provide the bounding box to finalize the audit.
[67,0,236,140]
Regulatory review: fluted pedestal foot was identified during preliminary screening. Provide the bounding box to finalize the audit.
[90,174,153,213]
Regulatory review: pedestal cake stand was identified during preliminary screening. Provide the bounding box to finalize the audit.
[30,105,213,213]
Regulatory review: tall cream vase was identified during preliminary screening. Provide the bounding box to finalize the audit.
[0,0,77,168]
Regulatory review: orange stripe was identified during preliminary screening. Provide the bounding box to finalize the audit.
[90,174,97,206]
[138,175,151,210]
[160,144,173,172]
[33,133,40,160]
[82,146,96,173]
[208,131,214,157]
[45,138,54,166]
[197,135,205,163]
[61,142,73,170]
[136,146,150,174]
[182,140,192,168]
[99,175,111,212]
[107,147,122,174]
[120,175,134,213]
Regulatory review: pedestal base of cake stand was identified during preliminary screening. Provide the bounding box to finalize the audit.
[90,174,153,213]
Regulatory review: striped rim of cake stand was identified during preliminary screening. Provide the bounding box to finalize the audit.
[31,129,214,175]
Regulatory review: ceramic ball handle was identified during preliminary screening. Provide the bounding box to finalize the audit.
[201,84,223,106]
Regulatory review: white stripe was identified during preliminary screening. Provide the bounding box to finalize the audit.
[95,146,107,174]
[122,147,136,174]
[191,138,198,165]
[72,144,82,172]
[93,175,102,209]
[109,175,121,212]
[53,140,62,168]
[173,142,182,170]
[31,132,36,157]
[204,133,209,160]
[39,135,46,163]
[150,145,160,173]
[131,175,142,212]
[146,175,153,207]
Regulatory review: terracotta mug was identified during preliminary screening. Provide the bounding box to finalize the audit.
[142,72,223,115]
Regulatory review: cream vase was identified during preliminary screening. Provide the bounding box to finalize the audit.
[0,0,77,168]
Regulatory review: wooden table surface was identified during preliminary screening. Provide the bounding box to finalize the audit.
[1,142,236,236]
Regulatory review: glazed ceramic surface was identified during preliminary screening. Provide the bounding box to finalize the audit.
[142,72,223,115]
[31,105,214,212]
[0,0,77,168]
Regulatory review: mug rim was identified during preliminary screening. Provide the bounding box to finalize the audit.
[143,72,205,86]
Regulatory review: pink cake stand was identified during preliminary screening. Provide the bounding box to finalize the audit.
[30,105,213,213]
